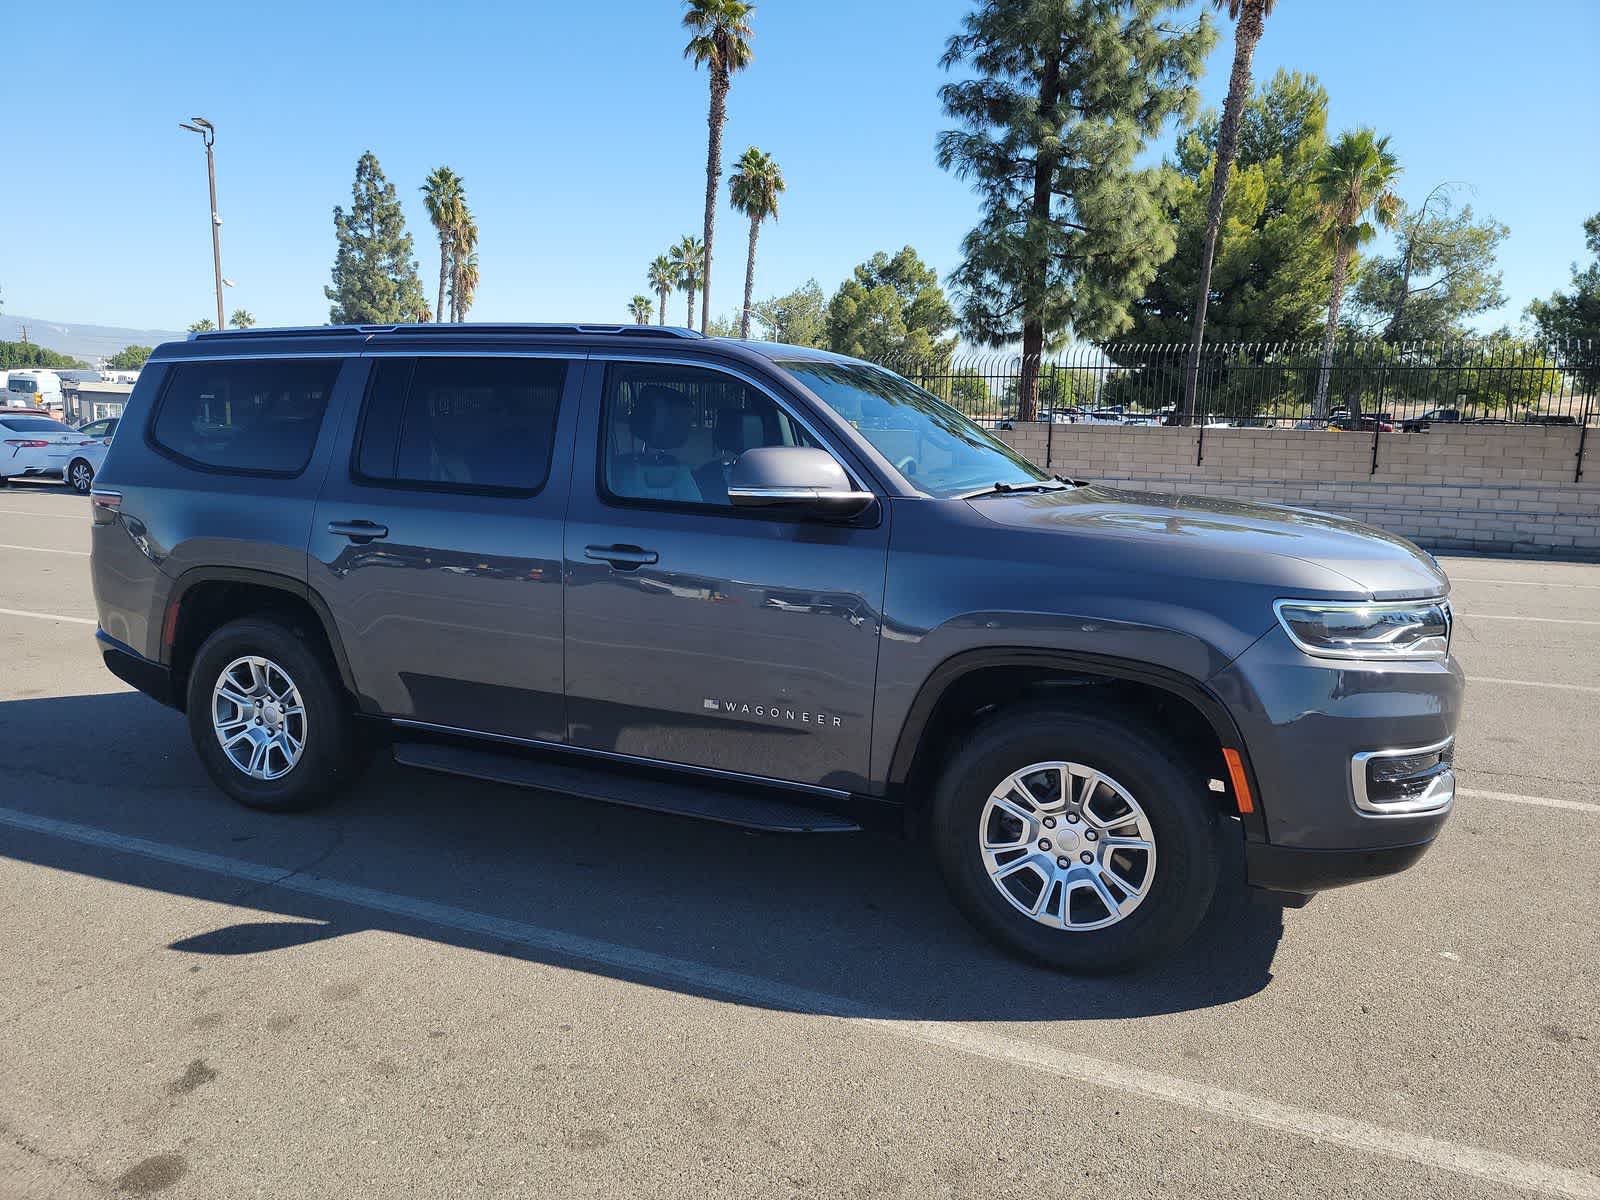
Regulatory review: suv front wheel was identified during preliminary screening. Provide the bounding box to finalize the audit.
[185,617,365,811]
[931,705,1220,973]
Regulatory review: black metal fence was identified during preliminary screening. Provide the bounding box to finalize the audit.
[879,339,1600,434]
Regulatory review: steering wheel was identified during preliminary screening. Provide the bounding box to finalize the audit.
[894,456,918,477]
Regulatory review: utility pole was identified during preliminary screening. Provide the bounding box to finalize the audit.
[179,117,225,329]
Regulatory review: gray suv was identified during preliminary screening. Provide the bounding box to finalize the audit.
[90,324,1462,971]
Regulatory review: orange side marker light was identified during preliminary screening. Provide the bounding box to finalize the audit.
[1221,747,1254,815]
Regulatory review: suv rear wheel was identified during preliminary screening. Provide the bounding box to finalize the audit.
[930,705,1220,972]
[185,617,365,811]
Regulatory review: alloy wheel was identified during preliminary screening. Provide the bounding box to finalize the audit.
[978,760,1157,931]
[211,655,308,780]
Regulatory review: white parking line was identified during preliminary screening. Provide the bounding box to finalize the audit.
[0,807,1594,1200]
[1457,787,1600,815]
[1469,676,1600,695]
[0,541,88,557]
[0,606,96,626]
[1456,613,1600,627]
[0,507,87,520]
[1451,576,1600,590]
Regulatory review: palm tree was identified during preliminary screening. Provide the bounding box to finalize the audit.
[728,147,785,339]
[669,235,706,330]
[421,167,466,324]
[648,255,676,326]
[682,0,755,334]
[1181,0,1277,424]
[228,309,256,328]
[1311,129,1401,417]
[449,214,479,322]
[188,318,216,333]
[628,295,655,325]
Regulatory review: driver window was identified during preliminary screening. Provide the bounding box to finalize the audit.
[602,363,817,508]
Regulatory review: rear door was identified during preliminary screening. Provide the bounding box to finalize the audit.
[308,351,583,742]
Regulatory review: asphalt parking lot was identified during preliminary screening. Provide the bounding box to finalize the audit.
[0,481,1596,1200]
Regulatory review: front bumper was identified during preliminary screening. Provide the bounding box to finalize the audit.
[1213,624,1462,891]
[1245,837,1435,893]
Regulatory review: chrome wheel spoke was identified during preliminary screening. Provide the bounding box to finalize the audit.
[1086,872,1125,922]
[217,687,254,711]
[993,852,1044,883]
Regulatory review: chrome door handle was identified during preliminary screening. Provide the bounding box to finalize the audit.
[328,520,389,543]
[584,544,658,570]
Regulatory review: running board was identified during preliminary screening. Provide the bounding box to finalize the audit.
[391,741,861,833]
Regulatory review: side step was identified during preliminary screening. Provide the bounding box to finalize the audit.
[391,741,861,833]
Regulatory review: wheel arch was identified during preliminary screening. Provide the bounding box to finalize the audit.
[164,566,358,709]
[885,647,1266,839]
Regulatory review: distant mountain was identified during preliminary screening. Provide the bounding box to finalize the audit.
[0,314,186,364]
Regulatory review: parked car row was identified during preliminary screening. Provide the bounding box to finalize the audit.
[0,408,117,492]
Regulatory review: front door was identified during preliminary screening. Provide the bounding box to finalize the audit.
[309,352,582,742]
[563,358,889,793]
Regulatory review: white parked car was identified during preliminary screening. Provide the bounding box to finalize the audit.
[64,417,119,492]
[0,412,104,491]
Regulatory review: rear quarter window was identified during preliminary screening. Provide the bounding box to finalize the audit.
[150,359,340,475]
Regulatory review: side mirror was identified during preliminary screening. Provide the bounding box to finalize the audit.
[726,446,875,518]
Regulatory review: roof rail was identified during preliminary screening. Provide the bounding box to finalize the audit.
[188,323,707,341]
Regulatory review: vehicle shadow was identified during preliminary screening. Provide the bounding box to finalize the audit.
[0,691,1284,1021]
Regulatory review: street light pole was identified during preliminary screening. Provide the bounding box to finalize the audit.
[179,117,225,329]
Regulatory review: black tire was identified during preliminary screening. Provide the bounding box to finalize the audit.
[930,704,1220,973]
[66,459,94,494]
[185,617,364,812]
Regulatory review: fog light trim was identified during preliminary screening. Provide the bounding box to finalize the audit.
[1351,738,1455,817]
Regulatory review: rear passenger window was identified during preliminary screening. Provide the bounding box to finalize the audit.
[151,359,338,475]
[355,356,566,494]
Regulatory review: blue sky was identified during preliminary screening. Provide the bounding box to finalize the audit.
[2,0,1596,338]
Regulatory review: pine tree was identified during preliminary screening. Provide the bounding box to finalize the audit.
[326,151,427,324]
[938,0,1215,419]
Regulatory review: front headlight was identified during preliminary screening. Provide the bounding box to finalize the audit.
[1274,598,1452,661]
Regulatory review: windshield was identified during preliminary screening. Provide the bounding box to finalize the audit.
[9,379,38,394]
[0,416,72,433]
[778,361,1052,498]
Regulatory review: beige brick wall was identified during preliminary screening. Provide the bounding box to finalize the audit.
[994,423,1600,558]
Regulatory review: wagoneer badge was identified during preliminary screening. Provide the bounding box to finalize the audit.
[703,698,844,728]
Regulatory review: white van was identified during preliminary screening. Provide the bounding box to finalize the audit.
[5,369,63,409]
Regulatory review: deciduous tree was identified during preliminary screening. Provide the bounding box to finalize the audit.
[1350,184,1508,341]
[1528,211,1600,391]
[751,280,826,346]
[105,345,152,370]
[825,247,956,368]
